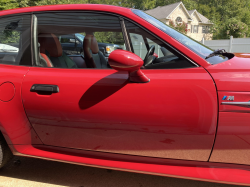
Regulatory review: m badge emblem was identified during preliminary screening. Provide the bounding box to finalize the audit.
[222,96,234,101]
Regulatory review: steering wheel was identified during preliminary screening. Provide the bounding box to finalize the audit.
[143,45,155,66]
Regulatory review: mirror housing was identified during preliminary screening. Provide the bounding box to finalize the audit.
[108,50,150,83]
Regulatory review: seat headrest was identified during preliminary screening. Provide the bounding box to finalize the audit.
[38,33,62,57]
[84,34,99,54]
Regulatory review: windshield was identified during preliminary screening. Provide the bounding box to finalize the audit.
[75,33,85,42]
[132,9,229,65]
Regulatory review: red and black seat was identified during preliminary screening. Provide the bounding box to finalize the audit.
[38,33,77,68]
[83,33,108,68]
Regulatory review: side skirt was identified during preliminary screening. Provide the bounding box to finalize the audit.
[10,144,250,186]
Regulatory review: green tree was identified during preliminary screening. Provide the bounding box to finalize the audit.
[2,0,250,40]
[0,0,19,10]
[196,0,250,38]
[224,18,248,38]
[94,32,124,45]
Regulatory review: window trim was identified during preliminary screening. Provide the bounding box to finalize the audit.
[119,17,132,52]
[0,12,32,20]
[31,14,39,66]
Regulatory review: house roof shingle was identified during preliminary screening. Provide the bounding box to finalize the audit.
[145,2,181,19]
[197,12,211,24]
[187,10,195,15]
[145,2,212,24]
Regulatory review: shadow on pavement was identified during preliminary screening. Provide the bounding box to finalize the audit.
[0,156,244,187]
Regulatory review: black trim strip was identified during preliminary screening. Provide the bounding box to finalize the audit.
[0,12,31,19]
[119,17,132,52]
[30,14,34,66]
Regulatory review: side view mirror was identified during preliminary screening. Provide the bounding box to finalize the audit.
[108,50,150,83]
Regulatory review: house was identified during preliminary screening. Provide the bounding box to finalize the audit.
[145,2,213,41]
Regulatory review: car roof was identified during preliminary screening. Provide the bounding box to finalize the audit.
[0,4,131,17]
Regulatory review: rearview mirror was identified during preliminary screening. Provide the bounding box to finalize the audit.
[108,50,150,83]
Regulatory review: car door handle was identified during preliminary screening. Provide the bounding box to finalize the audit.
[30,84,59,93]
[221,101,250,106]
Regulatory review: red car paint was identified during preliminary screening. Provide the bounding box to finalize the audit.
[109,50,150,82]
[22,67,217,161]
[0,4,250,186]
[206,55,250,167]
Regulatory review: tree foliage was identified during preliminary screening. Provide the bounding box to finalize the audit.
[224,18,248,38]
[0,0,18,10]
[94,32,124,45]
[2,0,250,39]
[169,20,189,34]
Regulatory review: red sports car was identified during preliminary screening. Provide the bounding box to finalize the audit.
[0,4,249,186]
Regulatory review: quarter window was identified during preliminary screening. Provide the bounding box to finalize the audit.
[0,15,31,66]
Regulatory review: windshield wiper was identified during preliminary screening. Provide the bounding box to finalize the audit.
[205,49,227,59]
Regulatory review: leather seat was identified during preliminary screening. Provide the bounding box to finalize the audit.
[38,33,77,68]
[83,32,108,68]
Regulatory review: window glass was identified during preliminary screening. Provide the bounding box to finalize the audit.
[125,20,195,69]
[176,17,182,23]
[35,12,126,69]
[193,25,198,33]
[132,9,232,65]
[146,38,164,58]
[59,34,82,55]
[129,33,147,59]
[202,26,209,33]
[0,15,31,66]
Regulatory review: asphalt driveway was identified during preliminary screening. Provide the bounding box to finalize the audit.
[0,156,244,187]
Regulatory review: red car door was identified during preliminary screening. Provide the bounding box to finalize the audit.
[0,14,35,145]
[22,66,217,161]
[21,10,217,162]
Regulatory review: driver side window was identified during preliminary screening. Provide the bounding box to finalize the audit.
[125,20,195,69]
[128,33,147,60]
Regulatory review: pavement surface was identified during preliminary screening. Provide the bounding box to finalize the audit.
[0,156,244,187]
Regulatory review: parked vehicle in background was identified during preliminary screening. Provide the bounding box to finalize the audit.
[59,33,123,59]
[1,4,250,186]
[0,44,19,64]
